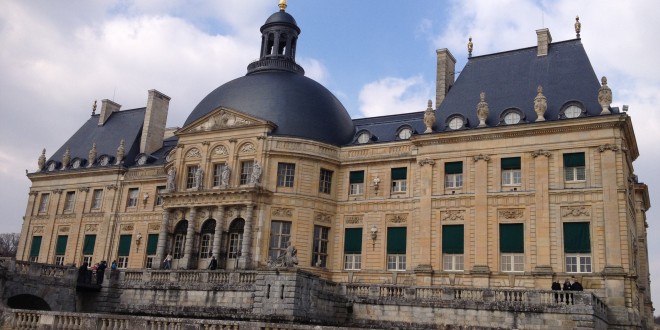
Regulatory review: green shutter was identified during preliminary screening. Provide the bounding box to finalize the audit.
[391,167,407,180]
[82,235,96,255]
[445,162,463,174]
[563,222,591,253]
[563,153,585,167]
[146,234,159,255]
[118,235,132,256]
[349,171,365,184]
[30,236,42,257]
[344,228,363,254]
[387,227,407,254]
[499,224,524,253]
[442,225,464,254]
[501,157,521,170]
[55,235,68,255]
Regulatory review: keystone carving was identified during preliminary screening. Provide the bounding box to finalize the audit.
[598,144,619,153]
[85,224,98,232]
[239,143,256,154]
[186,148,201,158]
[562,206,591,217]
[59,226,70,233]
[121,224,134,232]
[499,209,524,220]
[345,215,363,225]
[387,214,408,224]
[213,145,228,156]
[272,208,293,217]
[33,226,44,234]
[473,154,491,162]
[315,212,333,224]
[418,158,436,166]
[442,210,465,222]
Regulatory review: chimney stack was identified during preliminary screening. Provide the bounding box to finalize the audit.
[536,28,552,56]
[140,89,170,155]
[436,48,456,108]
[98,99,121,126]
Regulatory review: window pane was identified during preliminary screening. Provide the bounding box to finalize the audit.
[387,227,407,254]
[563,222,591,253]
[499,223,524,253]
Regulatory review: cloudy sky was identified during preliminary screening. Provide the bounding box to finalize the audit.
[1,0,659,310]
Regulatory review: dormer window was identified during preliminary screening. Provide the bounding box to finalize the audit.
[501,108,524,125]
[397,126,413,140]
[356,130,375,144]
[560,102,586,119]
[99,155,111,166]
[447,115,465,130]
[71,158,82,169]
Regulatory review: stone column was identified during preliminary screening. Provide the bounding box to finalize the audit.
[183,207,197,269]
[154,209,171,269]
[532,150,553,274]
[415,159,435,284]
[472,155,491,284]
[212,206,225,261]
[239,204,254,269]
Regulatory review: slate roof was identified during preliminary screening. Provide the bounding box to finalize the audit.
[352,111,425,144]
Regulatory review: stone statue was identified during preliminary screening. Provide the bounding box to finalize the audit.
[166,168,176,192]
[423,100,435,133]
[467,36,473,57]
[88,143,97,167]
[116,139,125,165]
[62,147,71,170]
[267,240,299,268]
[221,164,231,187]
[250,161,262,184]
[476,91,489,127]
[575,16,581,38]
[534,85,547,122]
[193,167,203,190]
[38,148,46,170]
[598,76,612,115]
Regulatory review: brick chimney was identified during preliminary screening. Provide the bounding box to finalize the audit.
[436,48,456,107]
[140,89,170,154]
[98,99,121,126]
[536,28,552,56]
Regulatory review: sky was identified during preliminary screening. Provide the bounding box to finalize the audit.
[1,0,659,311]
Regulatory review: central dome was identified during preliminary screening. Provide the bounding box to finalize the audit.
[184,5,355,146]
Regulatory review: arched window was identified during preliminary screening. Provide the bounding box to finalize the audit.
[227,218,245,261]
[500,108,525,125]
[446,114,466,130]
[172,220,188,259]
[559,101,586,119]
[199,219,216,259]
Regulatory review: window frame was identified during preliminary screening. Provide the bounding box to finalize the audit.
[277,163,296,188]
[319,168,333,194]
[349,170,365,196]
[312,225,330,267]
[63,191,75,212]
[269,221,292,259]
[443,254,464,271]
[186,165,199,189]
[213,163,223,187]
[38,193,50,214]
[501,253,525,272]
[563,152,586,182]
[240,160,254,185]
[127,188,139,208]
[199,233,213,259]
[565,254,592,273]
[390,167,408,193]
[156,186,166,206]
[91,189,103,209]
[387,254,406,271]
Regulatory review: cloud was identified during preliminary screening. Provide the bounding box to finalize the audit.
[358,76,432,118]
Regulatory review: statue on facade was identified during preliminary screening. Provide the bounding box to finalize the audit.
[166,168,176,192]
[193,167,203,190]
[598,76,612,115]
[423,100,435,133]
[534,85,547,122]
[38,148,46,170]
[250,161,262,184]
[220,163,231,187]
[476,91,489,127]
[88,143,97,167]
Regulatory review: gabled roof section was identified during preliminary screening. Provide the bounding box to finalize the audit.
[436,39,610,128]
[47,108,146,169]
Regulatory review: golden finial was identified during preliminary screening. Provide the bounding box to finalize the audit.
[575,16,581,38]
[278,0,287,12]
[467,36,473,57]
[92,100,97,115]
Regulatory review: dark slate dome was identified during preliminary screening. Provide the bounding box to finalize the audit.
[184,5,355,146]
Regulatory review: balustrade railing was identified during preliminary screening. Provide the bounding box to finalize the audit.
[117,269,257,287]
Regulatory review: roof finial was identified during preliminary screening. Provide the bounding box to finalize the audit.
[467,36,473,57]
[534,85,547,122]
[575,16,581,38]
[278,0,287,12]
[598,76,612,115]
[476,92,489,127]
[92,100,97,115]
[38,148,46,171]
[423,100,435,133]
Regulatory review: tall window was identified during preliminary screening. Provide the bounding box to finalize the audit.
[500,223,524,272]
[319,168,333,194]
[445,162,463,189]
[213,164,223,187]
[29,236,42,262]
[186,165,199,189]
[82,235,96,266]
[344,228,362,270]
[564,152,586,182]
[277,163,296,187]
[173,221,188,259]
[387,227,407,271]
[156,186,166,206]
[501,157,521,186]
[117,235,132,269]
[64,191,75,212]
[391,167,407,193]
[269,221,291,259]
[145,234,159,269]
[312,226,329,267]
[564,222,592,273]
[55,235,68,266]
[199,220,216,259]
[349,170,365,195]
[38,193,50,213]
[442,225,464,271]
[91,189,103,209]
[240,160,254,185]
[127,188,139,208]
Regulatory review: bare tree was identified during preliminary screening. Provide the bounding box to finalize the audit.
[0,233,20,258]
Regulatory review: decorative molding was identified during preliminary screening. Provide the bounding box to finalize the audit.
[56,214,76,220]
[202,141,210,146]
[499,209,524,220]
[473,154,491,162]
[106,184,118,190]
[186,148,201,158]
[418,158,436,166]
[314,212,333,224]
[33,226,44,234]
[387,213,408,224]
[28,191,39,196]
[32,215,50,221]
[59,226,70,233]
[272,208,293,217]
[531,150,551,158]
[78,187,90,192]
[442,210,465,222]
[598,144,619,153]
[257,135,266,140]
[52,189,63,194]
[562,206,591,217]
[148,223,161,231]
[212,145,228,156]
[239,143,256,154]
[84,224,98,232]
[120,224,134,232]
[228,138,238,143]
[344,215,363,225]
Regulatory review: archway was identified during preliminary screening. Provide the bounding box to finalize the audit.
[226,218,245,270]
[7,294,51,311]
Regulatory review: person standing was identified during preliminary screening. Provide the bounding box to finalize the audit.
[163,254,173,270]
[208,256,218,270]
[96,261,107,285]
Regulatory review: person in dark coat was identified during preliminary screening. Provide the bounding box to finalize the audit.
[562,278,572,291]
[78,262,89,284]
[551,281,561,303]
[208,256,218,270]
[96,261,107,285]
[571,280,583,291]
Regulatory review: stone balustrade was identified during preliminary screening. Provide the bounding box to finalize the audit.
[114,269,258,289]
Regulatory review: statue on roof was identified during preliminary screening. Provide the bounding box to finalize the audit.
[38,149,46,171]
[575,16,581,38]
[62,147,71,170]
[468,36,473,57]
[534,85,547,122]
[423,100,435,133]
[598,76,612,115]
[88,143,97,167]
[116,139,125,165]
[476,92,489,127]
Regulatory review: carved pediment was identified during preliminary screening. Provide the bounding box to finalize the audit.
[179,108,273,134]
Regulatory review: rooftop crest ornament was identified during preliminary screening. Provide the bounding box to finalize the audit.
[476,91,489,127]
[575,16,581,38]
[92,100,97,115]
[62,147,71,170]
[38,148,46,170]
[598,76,612,115]
[534,85,547,122]
[88,143,97,167]
[278,0,287,11]
[423,100,435,133]
[467,36,473,57]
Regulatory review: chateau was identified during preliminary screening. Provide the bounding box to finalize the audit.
[11,1,653,328]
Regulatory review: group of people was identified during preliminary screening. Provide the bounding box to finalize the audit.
[161,254,218,270]
[551,277,584,291]
[77,260,110,285]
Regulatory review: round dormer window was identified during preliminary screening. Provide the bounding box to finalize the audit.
[398,128,412,140]
[448,117,464,130]
[564,105,582,118]
[72,159,81,169]
[357,132,370,144]
[99,156,109,166]
[504,112,521,124]
[47,162,56,171]
[137,155,148,166]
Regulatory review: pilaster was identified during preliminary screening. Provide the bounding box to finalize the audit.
[239,204,254,269]
[415,158,435,278]
[212,206,225,261]
[183,207,197,269]
[532,150,552,273]
[154,209,171,269]
[472,155,490,277]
